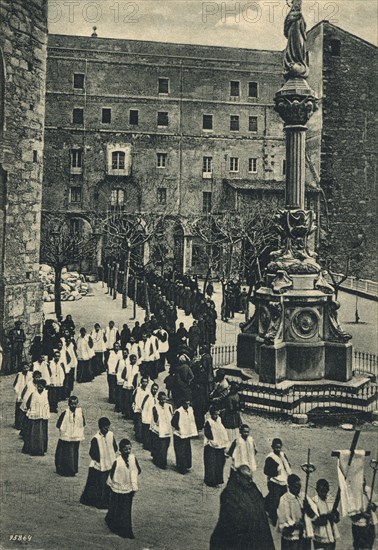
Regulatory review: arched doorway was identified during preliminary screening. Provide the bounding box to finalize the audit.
[66,215,94,274]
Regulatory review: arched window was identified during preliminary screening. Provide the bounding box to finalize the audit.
[329,39,341,57]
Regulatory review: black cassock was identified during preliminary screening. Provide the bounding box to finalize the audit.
[80,434,118,509]
[210,472,275,550]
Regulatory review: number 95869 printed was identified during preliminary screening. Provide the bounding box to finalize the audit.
[9,535,32,542]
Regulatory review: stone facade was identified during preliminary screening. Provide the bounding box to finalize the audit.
[42,24,377,280]
[43,34,286,273]
[307,22,377,280]
[0,0,48,358]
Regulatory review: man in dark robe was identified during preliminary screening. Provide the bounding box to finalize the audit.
[8,320,26,373]
[188,321,201,355]
[177,322,189,341]
[61,314,75,337]
[190,358,209,430]
[184,286,192,316]
[210,465,275,550]
[120,324,131,350]
[172,356,194,407]
[131,322,143,343]
[200,346,214,396]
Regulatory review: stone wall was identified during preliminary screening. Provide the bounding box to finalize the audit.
[0,0,48,363]
[307,22,377,280]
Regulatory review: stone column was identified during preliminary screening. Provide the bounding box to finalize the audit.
[285,126,307,210]
[0,0,48,368]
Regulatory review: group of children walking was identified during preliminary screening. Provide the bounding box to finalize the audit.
[12,314,377,548]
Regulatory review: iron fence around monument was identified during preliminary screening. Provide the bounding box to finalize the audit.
[353,351,378,379]
[210,344,378,420]
[210,345,378,379]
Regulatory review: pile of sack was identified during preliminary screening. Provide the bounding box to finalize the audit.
[40,265,90,302]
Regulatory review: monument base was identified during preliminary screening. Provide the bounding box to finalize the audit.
[286,343,325,380]
[237,272,353,384]
[325,342,353,382]
[221,364,376,421]
[237,332,256,371]
[259,343,286,384]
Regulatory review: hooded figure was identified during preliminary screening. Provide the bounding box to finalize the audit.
[210,465,275,550]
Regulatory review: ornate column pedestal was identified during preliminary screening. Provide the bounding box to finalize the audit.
[239,273,353,384]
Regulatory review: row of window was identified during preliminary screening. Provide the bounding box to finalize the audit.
[71,108,259,132]
[76,188,211,213]
[71,149,285,175]
[69,186,167,206]
[69,186,211,212]
[73,73,260,99]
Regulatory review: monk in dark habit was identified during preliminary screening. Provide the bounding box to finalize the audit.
[209,465,275,550]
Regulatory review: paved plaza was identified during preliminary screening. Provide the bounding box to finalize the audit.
[1,284,377,550]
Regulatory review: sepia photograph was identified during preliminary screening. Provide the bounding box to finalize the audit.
[0,0,377,549]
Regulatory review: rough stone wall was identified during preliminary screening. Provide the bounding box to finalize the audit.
[0,0,48,356]
[308,22,377,280]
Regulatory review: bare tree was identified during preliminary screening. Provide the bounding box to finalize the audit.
[238,205,277,320]
[319,226,366,299]
[40,213,97,321]
[189,213,226,293]
[190,204,276,317]
[103,211,175,310]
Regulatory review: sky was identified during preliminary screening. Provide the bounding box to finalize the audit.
[48,0,378,50]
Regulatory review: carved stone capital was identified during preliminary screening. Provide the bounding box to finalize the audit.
[275,93,318,126]
[268,208,321,275]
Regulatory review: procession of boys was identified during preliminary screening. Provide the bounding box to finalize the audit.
[7,278,377,550]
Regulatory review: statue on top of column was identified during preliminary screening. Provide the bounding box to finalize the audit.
[283,0,309,80]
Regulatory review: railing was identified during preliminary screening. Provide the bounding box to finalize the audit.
[326,272,378,297]
[211,344,237,368]
[210,344,378,418]
[354,350,378,379]
[211,345,378,380]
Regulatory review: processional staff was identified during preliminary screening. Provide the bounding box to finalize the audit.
[301,448,316,520]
